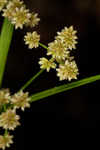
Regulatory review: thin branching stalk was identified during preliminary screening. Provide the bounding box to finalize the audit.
[39,42,48,50]
[20,69,44,91]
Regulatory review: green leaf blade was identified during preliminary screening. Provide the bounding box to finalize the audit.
[30,74,100,102]
[0,18,14,87]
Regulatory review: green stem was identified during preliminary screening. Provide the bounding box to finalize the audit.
[39,42,48,50]
[19,42,48,91]
[3,104,6,112]
[30,74,100,102]
[4,129,8,136]
[0,18,14,87]
[20,69,44,91]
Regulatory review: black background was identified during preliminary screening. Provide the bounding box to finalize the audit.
[0,0,100,149]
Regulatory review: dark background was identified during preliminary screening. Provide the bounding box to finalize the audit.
[1,0,100,149]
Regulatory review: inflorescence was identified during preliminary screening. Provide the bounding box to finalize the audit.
[1,0,40,29]
[0,89,30,149]
[0,0,79,149]
[0,0,79,82]
[39,26,79,81]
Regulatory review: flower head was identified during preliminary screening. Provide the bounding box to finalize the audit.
[0,0,7,11]
[0,134,13,150]
[56,26,78,50]
[0,109,20,130]
[38,26,78,81]
[47,40,69,61]
[11,91,30,111]
[39,57,56,72]
[2,0,40,30]
[0,89,10,107]
[7,0,24,10]
[26,12,40,28]
[24,31,40,49]
[56,60,79,81]
[11,7,31,29]
[2,0,24,19]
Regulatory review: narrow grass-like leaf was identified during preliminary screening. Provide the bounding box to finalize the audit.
[0,18,14,87]
[30,74,100,102]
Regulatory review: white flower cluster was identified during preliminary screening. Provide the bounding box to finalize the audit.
[0,89,31,150]
[0,0,40,49]
[0,0,40,29]
[39,26,79,81]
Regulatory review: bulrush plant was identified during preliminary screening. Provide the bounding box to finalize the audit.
[0,0,100,149]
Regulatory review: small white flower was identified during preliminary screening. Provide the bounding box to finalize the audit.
[47,40,69,61]
[56,60,79,81]
[56,26,78,50]
[0,0,7,11]
[0,134,13,150]
[0,109,20,130]
[24,31,40,49]
[2,0,24,19]
[0,89,10,107]
[26,12,40,28]
[11,7,31,29]
[11,91,30,111]
[39,57,56,72]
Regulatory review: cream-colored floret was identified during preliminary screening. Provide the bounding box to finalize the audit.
[11,91,30,111]
[56,26,78,50]
[0,134,13,150]
[0,89,10,107]
[47,40,69,61]
[39,57,56,72]
[56,60,79,81]
[0,0,7,11]
[0,109,20,130]
[24,31,40,49]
